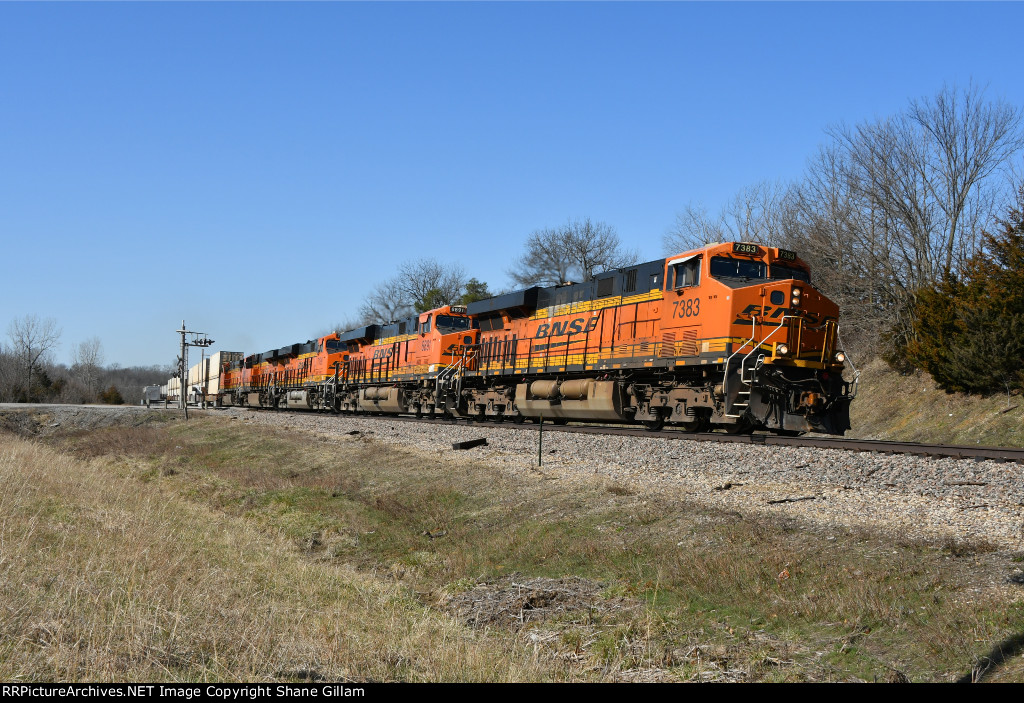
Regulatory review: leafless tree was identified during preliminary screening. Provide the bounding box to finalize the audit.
[71,337,105,400]
[663,203,726,253]
[358,259,468,324]
[664,181,792,254]
[908,82,1024,275]
[6,315,61,400]
[510,218,639,287]
[0,343,18,402]
[358,276,413,325]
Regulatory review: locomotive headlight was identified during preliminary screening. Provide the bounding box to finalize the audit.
[834,351,846,363]
[791,287,802,308]
[776,343,790,356]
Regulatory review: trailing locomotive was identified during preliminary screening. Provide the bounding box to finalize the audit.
[197,242,855,435]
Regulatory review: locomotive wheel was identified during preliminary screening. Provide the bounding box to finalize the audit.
[552,418,569,426]
[414,405,423,419]
[678,418,707,433]
[513,413,526,424]
[722,420,752,435]
[644,415,666,432]
[772,429,804,437]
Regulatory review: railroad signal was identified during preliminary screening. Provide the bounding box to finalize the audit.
[175,321,215,418]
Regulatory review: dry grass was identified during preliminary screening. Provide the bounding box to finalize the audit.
[3,413,1024,682]
[0,432,555,682]
[849,358,1024,447]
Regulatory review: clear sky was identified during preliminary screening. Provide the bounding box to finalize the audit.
[1,1,1021,367]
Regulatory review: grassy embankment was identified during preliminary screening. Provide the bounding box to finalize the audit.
[849,358,1024,447]
[1,412,1022,682]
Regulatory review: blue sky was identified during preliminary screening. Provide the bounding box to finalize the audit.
[1,2,1021,367]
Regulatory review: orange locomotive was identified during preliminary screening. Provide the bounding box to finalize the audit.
[213,241,853,435]
[457,242,853,434]
[217,305,479,415]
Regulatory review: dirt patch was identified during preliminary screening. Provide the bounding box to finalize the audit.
[443,575,635,629]
[0,407,180,438]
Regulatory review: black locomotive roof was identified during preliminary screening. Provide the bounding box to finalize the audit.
[338,325,381,343]
[466,287,541,316]
[472,259,666,314]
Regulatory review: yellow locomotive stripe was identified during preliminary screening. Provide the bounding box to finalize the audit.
[530,289,664,320]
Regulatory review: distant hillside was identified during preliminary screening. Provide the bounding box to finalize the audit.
[847,358,1024,448]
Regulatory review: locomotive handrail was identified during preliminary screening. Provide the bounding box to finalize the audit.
[836,329,860,399]
[723,315,800,418]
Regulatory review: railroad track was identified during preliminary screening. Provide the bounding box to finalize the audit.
[222,407,1024,464]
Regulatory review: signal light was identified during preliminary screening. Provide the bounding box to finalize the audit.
[777,343,790,356]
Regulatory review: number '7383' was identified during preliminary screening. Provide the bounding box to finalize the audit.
[672,299,700,319]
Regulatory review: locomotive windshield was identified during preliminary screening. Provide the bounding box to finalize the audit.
[325,340,345,353]
[768,264,810,283]
[710,256,766,283]
[435,315,470,332]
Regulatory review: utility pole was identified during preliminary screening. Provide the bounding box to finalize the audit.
[175,321,214,420]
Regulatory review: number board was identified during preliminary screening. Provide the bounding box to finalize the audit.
[732,242,761,256]
[449,305,467,314]
[777,249,797,261]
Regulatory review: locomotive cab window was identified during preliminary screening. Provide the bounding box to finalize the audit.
[710,256,766,282]
[670,256,701,289]
[436,315,470,332]
[421,316,431,334]
[768,264,811,283]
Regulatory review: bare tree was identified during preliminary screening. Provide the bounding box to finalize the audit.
[508,226,573,287]
[664,181,791,254]
[510,218,639,287]
[358,276,413,325]
[908,82,1024,275]
[6,315,61,401]
[663,203,726,253]
[0,343,18,402]
[358,259,468,324]
[71,337,104,400]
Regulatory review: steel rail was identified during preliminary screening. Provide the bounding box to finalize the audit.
[225,407,1024,464]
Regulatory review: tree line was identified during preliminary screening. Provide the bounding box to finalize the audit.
[0,315,171,405]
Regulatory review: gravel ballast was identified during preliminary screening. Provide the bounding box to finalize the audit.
[223,408,1024,550]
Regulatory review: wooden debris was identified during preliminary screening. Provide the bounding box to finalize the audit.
[714,482,744,491]
[767,495,816,505]
[452,437,488,450]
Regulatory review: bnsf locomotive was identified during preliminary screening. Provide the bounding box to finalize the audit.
[186,242,854,435]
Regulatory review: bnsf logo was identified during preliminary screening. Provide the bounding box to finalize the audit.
[735,305,821,325]
[372,347,395,359]
[535,317,600,338]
